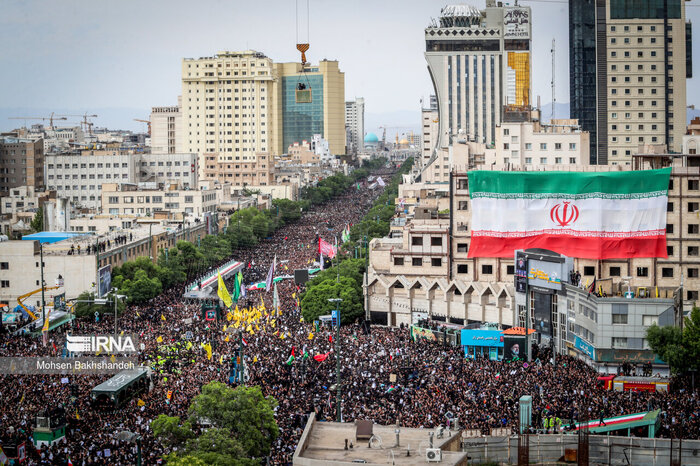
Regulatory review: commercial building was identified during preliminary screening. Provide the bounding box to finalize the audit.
[0,221,210,306]
[683,116,700,154]
[569,0,692,165]
[202,151,273,186]
[420,106,439,170]
[425,2,532,148]
[44,152,198,210]
[344,97,364,155]
[150,99,183,154]
[272,60,346,157]
[366,157,700,331]
[0,137,44,195]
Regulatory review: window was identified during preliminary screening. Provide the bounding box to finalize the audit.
[667,224,674,234]
[689,202,699,213]
[458,201,468,210]
[431,237,442,246]
[612,314,628,324]
[481,264,493,274]
[584,266,595,276]
[689,246,699,256]
[668,246,674,256]
[667,202,674,212]
[411,237,423,246]
[0,280,9,288]
[540,157,547,164]
[689,180,699,190]
[689,224,699,234]
[609,267,621,276]
[569,143,576,150]
[540,143,547,150]
[431,258,442,267]
[525,143,532,150]
[507,265,514,275]
[393,257,404,266]
[662,267,674,278]
[612,337,628,348]
[457,243,468,253]
[0,262,7,270]
[689,268,699,278]
[637,267,648,277]
[412,258,422,266]
[457,264,468,274]
[555,143,562,150]
[643,315,658,327]
[108,196,119,204]
[688,290,699,301]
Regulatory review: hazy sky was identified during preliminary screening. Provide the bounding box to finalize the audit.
[1,0,699,132]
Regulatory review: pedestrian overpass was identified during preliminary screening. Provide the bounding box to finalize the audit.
[574,410,661,438]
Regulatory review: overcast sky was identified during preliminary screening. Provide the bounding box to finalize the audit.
[1,0,698,133]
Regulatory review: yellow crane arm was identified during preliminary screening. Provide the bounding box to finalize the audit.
[17,286,60,320]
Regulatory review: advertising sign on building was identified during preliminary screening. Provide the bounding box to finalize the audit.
[503,8,530,38]
[574,336,596,360]
[97,265,112,298]
[515,251,527,293]
[527,259,564,291]
[504,335,527,361]
[53,293,66,312]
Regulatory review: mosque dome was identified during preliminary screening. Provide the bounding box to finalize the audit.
[364,133,379,143]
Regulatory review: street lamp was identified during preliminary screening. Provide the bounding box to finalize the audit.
[328,298,343,422]
[115,430,142,466]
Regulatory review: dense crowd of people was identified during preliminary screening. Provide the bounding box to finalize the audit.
[1,169,699,465]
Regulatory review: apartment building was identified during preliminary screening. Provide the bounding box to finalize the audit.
[150,98,183,154]
[569,0,692,164]
[100,183,219,217]
[366,156,700,328]
[485,118,590,167]
[345,97,365,155]
[420,107,439,170]
[0,137,44,195]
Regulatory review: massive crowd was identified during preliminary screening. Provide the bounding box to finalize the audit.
[1,170,700,465]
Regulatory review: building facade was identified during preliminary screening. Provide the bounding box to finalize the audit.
[202,151,273,186]
[420,107,439,170]
[425,2,532,148]
[150,99,183,154]
[182,50,277,178]
[345,97,365,155]
[100,183,219,217]
[272,60,346,157]
[569,0,692,165]
[0,138,44,195]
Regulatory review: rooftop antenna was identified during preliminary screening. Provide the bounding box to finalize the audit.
[551,38,556,122]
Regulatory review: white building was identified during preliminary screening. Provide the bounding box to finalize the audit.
[150,98,183,155]
[310,134,334,164]
[345,97,365,155]
[420,107,439,170]
[485,118,590,167]
[425,2,532,147]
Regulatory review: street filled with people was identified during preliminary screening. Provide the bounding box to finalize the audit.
[1,172,700,465]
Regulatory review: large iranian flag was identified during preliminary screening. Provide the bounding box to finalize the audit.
[468,168,671,259]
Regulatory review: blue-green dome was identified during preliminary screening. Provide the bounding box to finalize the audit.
[364,133,379,143]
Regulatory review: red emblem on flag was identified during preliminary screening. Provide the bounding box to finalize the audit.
[550,202,579,227]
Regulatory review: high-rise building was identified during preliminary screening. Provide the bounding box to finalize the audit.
[272,60,346,156]
[0,137,44,195]
[569,0,692,165]
[182,51,277,177]
[425,2,532,148]
[150,97,183,155]
[345,97,365,155]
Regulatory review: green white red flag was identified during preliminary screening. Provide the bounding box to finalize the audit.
[467,168,671,259]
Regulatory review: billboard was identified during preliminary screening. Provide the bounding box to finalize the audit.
[53,293,66,312]
[503,7,530,39]
[515,251,527,293]
[98,265,112,298]
[527,259,564,291]
[504,335,527,361]
[460,329,504,348]
[533,292,552,337]
[410,326,437,342]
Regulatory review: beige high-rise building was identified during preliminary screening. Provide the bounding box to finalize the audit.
[150,97,183,154]
[182,51,277,178]
[271,60,346,157]
[0,137,44,195]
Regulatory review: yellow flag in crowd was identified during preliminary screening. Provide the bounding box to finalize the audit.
[156,336,163,343]
[75,409,80,420]
[292,292,296,299]
[253,355,258,363]
[308,332,314,340]
[137,399,145,407]
[248,328,255,335]
[280,333,286,340]
[246,324,253,333]
[226,312,233,321]
[135,310,140,317]
[219,355,224,364]
[260,296,266,310]
[217,271,233,309]
[300,316,304,323]
[161,314,166,321]
[225,335,230,342]
[204,343,213,360]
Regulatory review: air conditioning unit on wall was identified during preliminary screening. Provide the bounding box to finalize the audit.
[426,448,442,462]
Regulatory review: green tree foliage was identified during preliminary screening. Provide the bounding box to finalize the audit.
[301,276,364,325]
[646,306,700,374]
[152,383,278,464]
[112,256,167,305]
[187,382,279,458]
[30,207,43,233]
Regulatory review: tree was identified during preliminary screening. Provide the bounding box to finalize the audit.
[646,306,700,374]
[151,415,194,449]
[30,207,43,233]
[301,276,364,325]
[187,382,279,458]
[72,291,126,319]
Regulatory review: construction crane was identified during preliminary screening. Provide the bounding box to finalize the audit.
[59,113,98,135]
[8,113,67,130]
[17,286,61,321]
[134,119,151,136]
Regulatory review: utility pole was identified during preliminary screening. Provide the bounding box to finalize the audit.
[39,242,46,326]
[113,290,118,335]
[524,256,531,362]
[238,330,245,385]
[329,298,343,422]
